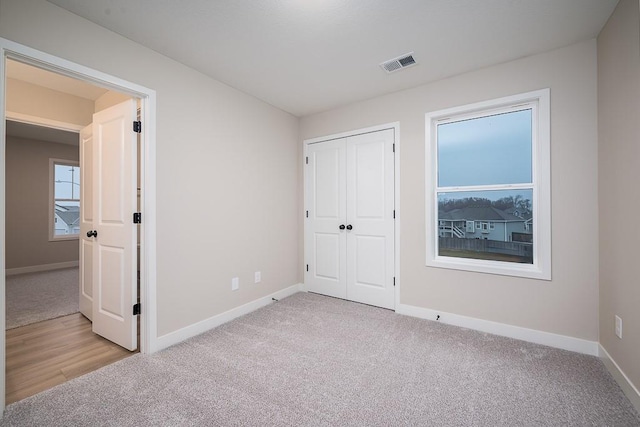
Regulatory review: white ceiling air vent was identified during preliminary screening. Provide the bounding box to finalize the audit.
[380,52,417,73]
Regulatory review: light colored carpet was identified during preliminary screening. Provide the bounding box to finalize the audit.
[2,292,639,426]
[5,268,79,329]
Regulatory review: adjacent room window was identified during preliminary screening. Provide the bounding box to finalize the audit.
[425,89,551,280]
[50,159,80,240]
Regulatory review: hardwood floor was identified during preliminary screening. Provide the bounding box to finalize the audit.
[6,313,135,404]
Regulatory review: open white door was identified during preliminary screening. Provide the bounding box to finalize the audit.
[79,124,93,320]
[90,99,138,351]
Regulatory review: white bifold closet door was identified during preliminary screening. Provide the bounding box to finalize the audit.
[305,129,395,310]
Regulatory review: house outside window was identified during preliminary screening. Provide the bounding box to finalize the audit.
[50,159,80,240]
[425,89,551,280]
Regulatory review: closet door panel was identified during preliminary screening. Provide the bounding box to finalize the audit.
[354,235,386,287]
[305,139,347,299]
[346,129,395,309]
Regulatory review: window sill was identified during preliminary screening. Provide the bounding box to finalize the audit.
[427,256,551,281]
[49,235,79,242]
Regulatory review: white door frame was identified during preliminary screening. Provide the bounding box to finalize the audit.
[302,122,401,309]
[0,38,158,411]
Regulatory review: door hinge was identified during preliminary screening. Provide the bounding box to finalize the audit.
[305,156,309,164]
[392,143,395,153]
[133,212,142,224]
[306,210,309,218]
[133,121,142,133]
[133,303,141,315]
[393,277,396,287]
[306,264,309,272]
[393,210,396,219]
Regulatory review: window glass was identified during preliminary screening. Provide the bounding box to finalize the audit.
[52,162,80,238]
[437,189,533,264]
[437,109,532,187]
[54,164,80,199]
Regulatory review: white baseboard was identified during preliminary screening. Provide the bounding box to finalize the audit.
[396,303,599,356]
[5,260,79,276]
[599,345,640,413]
[155,284,301,352]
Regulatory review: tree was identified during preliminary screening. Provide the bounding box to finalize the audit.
[438,195,532,215]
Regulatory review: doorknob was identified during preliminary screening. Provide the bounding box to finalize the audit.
[86,230,97,238]
[346,224,353,230]
[339,224,346,230]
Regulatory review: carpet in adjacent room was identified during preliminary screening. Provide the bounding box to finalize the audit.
[5,268,79,329]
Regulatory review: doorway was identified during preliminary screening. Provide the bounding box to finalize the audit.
[4,61,140,401]
[0,37,158,411]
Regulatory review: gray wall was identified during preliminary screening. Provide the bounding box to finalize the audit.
[5,135,79,269]
[301,40,599,341]
[597,0,640,395]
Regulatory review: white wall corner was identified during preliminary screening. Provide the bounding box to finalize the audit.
[395,303,599,356]
[154,284,302,352]
[599,344,640,414]
[5,260,79,276]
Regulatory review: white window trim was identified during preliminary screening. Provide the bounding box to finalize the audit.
[49,158,80,242]
[425,89,551,280]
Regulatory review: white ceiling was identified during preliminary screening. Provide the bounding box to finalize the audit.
[6,60,109,101]
[47,0,618,117]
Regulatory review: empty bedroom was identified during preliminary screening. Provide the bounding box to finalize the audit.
[0,0,638,425]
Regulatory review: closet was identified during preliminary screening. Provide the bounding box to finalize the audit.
[304,128,395,309]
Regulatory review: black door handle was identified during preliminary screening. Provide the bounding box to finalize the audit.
[346,224,353,230]
[339,224,345,230]
[86,230,97,238]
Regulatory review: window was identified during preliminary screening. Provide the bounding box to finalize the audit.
[50,159,80,240]
[426,89,551,280]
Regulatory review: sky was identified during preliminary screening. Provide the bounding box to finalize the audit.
[437,109,532,188]
[54,164,80,200]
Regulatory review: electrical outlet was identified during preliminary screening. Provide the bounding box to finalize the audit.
[231,277,239,291]
[254,271,261,283]
[615,315,622,339]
